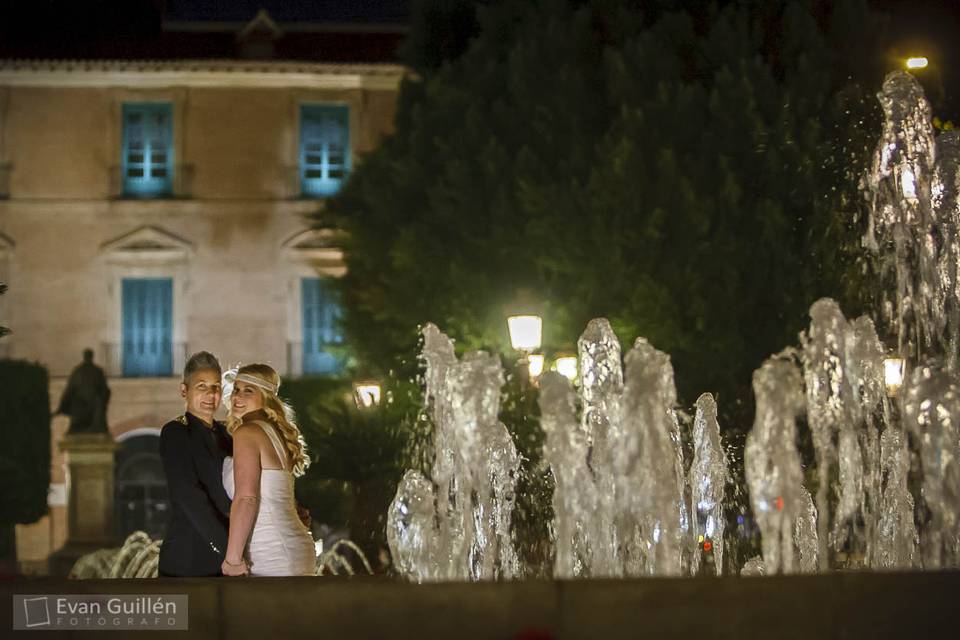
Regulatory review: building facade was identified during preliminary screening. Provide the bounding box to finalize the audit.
[0,57,403,573]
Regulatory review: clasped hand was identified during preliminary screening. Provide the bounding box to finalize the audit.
[221,557,249,576]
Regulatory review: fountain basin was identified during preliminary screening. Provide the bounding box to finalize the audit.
[2,571,955,639]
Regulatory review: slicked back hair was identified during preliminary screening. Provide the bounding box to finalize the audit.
[182,351,222,384]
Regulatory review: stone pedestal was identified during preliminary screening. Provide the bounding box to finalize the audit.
[48,433,120,576]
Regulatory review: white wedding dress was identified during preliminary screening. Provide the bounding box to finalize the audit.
[222,420,316,576]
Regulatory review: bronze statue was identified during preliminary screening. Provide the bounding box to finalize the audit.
[57,348,111,434]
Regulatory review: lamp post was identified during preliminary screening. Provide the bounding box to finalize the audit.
[507,315,542,388]
[353,381,382,409]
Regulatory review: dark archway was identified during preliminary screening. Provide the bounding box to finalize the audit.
[114,433,168,540]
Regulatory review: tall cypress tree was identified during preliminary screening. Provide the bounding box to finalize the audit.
[319,0,887,430]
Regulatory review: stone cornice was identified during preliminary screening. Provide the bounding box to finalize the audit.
[0,59,406,91]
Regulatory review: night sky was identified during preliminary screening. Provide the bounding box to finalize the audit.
[0,1,957,113]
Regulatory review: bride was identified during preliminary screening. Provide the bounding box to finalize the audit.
[220,363,316,576]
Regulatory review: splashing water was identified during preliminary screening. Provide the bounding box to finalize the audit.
[744,353,807,574]
[902,362,960,569]
[386,72,960,580]
[619,337,688,576]
[387,324,519,582]
[689,393,729,576]
[539,370,595,578]
[864,72,960,369]
[578,319,624,577]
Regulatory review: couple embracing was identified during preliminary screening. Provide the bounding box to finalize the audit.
[157,352,316,577]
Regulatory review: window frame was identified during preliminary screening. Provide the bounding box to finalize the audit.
[298,102,351,198]
[121,277,174,378]
[121,101,175,198]
[300,276,344,375]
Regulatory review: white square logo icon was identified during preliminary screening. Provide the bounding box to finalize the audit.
[23,596,50,628]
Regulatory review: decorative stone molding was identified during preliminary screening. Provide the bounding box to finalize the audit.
[0,59,406,91]
[100,225,194,266]
[281,228,345,270]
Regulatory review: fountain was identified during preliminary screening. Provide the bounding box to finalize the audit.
[69,531,374,578]
[387,71,960,581]
[386,324,520,582]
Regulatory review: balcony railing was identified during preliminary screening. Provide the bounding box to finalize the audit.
[101,341,188,378]
[109,164,195,199]
[284,164,351,200]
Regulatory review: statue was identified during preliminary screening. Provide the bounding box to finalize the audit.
[56,348,111,434]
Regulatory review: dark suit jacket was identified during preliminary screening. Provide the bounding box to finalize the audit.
[158,412,233,577]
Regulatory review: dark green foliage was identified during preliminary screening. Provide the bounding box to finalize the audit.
[320,0,887,436]
[282,376,426,559]
[0,360,51,526]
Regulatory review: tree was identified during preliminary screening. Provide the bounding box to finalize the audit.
[282,377,423,563]
[318,0,887,431]
[0,360,51,575]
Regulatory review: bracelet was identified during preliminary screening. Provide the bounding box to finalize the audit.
[224,559,245,566]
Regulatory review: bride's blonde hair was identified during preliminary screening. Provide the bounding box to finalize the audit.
[227,363,310,477]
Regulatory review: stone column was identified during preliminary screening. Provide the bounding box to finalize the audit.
[48,433,120,576]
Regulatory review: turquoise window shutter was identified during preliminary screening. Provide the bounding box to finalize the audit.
[301,277,343,374]
[122,103,173,198]
[300,104,350,197]
[122,278,173,377]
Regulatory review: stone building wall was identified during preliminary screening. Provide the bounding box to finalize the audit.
[0,60,403,573]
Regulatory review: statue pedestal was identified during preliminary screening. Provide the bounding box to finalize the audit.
[48,433,120,576]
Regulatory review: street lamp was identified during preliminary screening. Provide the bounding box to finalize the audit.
[553,355,578,382]
[527,354,545,379]
[507,315,542,389]
[906,57,929,70]
[507,315,542,352]
[353,381,381,409]
[884,358,905,397]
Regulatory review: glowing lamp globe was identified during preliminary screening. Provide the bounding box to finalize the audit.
[905,57,928,70]
[507,315,542,352]
[527,354,545,379]
[353,382,382,409]
[553,356,578,382]
[884,358,905,397]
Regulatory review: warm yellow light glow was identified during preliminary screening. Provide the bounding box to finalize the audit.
[553,356,578,382]
[527,354,545,378]
[884,358,905,396]
[507,315,542,351]
[906,57,929,70]
[354,382,381,408]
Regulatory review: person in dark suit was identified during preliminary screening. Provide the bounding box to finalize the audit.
[158,351,233,577]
